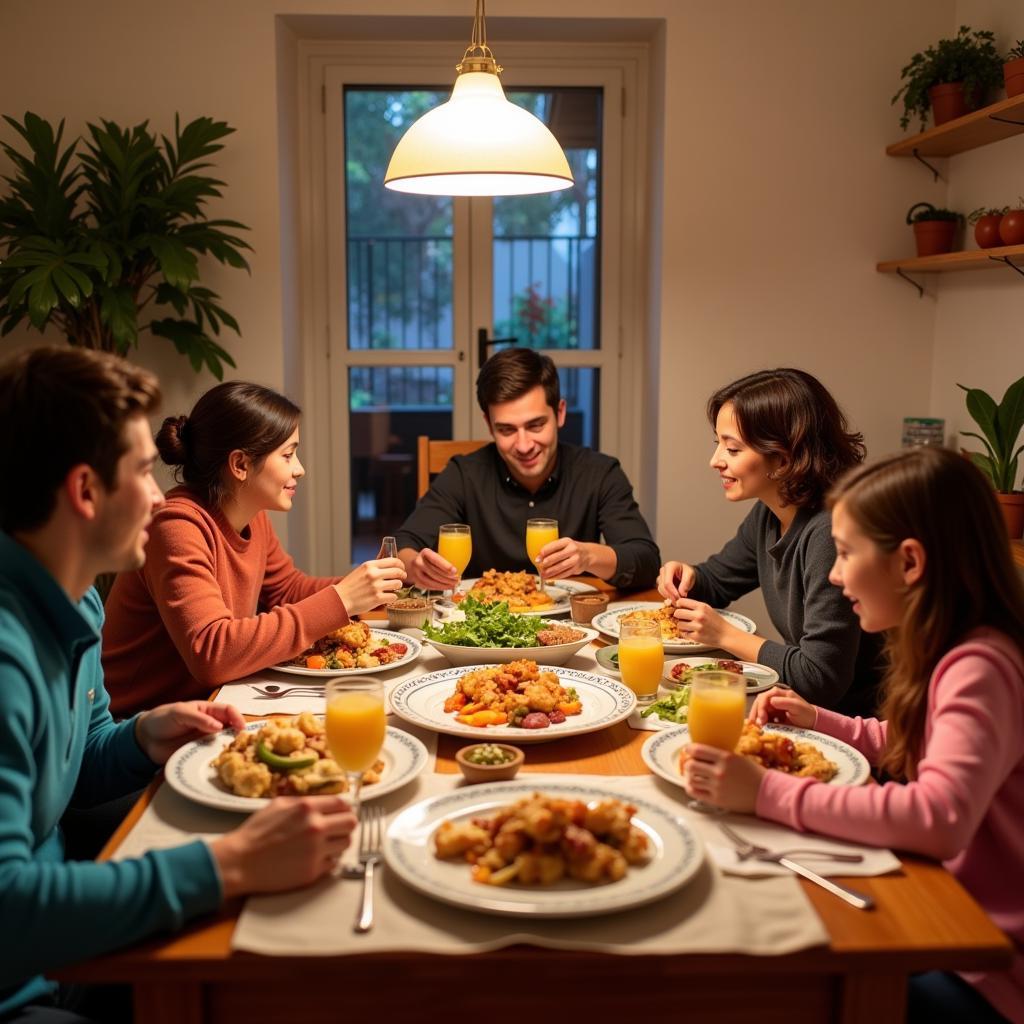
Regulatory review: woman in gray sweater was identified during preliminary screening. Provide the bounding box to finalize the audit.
[658,368,883,717]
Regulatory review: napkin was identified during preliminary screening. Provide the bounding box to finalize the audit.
[705,814,902,878]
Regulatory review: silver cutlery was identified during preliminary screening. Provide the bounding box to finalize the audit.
[354,805,384,934]
[248,683,326,699]
[717,820,864,864]
[717,821,875,911]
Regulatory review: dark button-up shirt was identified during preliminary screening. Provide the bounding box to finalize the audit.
[395,442,660,590]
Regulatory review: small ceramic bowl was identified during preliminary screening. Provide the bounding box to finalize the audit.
[386,598,433,630]
[569,591,610,624]
[594,644,621,679]
[455,743,525,784]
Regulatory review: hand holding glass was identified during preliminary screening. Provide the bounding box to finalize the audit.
[618,619,664,704]
[437,523,472,598]
[686,669,745,812]
[325,677,386,822]
[526,517,558,592]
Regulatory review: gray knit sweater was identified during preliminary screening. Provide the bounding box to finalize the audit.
[690,502,883,717]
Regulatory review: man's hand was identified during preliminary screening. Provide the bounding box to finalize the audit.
[210,796,357,898]
[402,546,460,591]
[536,537,590,579]
[135,701,245,765]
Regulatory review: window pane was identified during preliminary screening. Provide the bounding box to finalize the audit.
[344,88,454,350]
[492,88,601,352]
[348,366,453,563]
[558,367,600,450]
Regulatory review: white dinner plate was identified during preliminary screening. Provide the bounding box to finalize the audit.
[384,779,703,918]
[456,578,573,617]
[164,723,429,813]
[592,602,757,654]
[641,724,871,790]
[272,628,421,677]
[424,623,599,668]
[389,664,636,743]
[664,657,779,694]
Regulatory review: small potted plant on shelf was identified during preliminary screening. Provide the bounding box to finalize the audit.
[892,25,1003,131]
[906,202,962,256]
[1005,40,1024,98]
[999,197,1024,246]
[968,206,1009,248]
[958,375,1024,538]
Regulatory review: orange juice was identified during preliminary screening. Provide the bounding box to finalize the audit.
[437,531,472,575]
[325,691,386,772]
[526,523,558,565]
[618,635,664,699]
[688,687,745,750]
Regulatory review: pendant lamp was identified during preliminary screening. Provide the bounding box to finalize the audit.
[383,0,574,197]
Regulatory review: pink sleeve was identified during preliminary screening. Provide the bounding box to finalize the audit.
[812,707,889,764]
[141,511,347,686]
[756,651,1023,860]
[257,516,343,608]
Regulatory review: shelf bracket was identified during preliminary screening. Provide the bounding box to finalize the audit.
[895,267,925,298]
[911,147,943,182]
[988,114,1024,127]
[989,254,1024,280]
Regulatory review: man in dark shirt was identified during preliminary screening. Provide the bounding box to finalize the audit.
[395,348,659,591]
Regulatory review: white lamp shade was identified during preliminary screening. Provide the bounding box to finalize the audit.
[384,72,574,197]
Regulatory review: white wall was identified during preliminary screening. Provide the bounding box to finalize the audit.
[2,0,1014,594]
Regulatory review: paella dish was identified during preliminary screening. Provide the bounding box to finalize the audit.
[434,791,650,886]
[620,605,686,641]
[287,621,408,671]
[211,712,384,798]
[454,569,555,613]
[442,658,582,730]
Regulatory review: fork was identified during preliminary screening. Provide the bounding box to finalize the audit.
[249,683,326,699]
[716,821,875,911]
[354,805,384,934]
[717,820,865,864]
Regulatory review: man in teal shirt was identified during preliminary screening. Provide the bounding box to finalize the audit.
[0,348,356,1022]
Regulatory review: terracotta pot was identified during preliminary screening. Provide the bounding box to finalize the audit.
[974,214,1004,249]
[1005,57,1024,99]
[913,219,958,257]
[928,82,973,126]
[996,492,1024,539]
[999,209,1024,246]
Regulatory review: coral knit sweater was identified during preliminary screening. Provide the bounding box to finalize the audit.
[757,628,1024,1024]
[103,488,345,717]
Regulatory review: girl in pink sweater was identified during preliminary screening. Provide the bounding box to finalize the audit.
[683,447,1024,1024]
[103,382,406,716]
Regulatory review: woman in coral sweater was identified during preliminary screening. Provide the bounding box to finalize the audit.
[103,382,406,717]
[683,446,1024,1024]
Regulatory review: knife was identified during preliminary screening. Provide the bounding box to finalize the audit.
[778,856,875,910]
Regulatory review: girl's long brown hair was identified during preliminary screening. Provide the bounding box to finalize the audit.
[829,447,1024,779]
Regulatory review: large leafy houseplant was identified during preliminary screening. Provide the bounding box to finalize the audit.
[892,26,1003,131]
[958,375,1024,493]
[0,112,251,378]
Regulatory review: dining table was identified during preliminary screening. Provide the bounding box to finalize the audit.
[55,582,1012,1024]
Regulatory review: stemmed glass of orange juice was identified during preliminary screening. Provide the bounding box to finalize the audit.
[525,517,558,596]
[437,523,472,600]
[686,669,745,812]
[325,677,387,822]
[618,619,663,705]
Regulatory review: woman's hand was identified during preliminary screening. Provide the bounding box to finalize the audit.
[135,701,245,764]
[210,796,357,898]
[667,598,734,647]
[681,744,765,813]
[334,558,407,615]
[749,686,817,728]
[657,561,696,601]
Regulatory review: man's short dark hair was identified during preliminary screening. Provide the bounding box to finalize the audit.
[476,347,561,417]
[0,346,161,533]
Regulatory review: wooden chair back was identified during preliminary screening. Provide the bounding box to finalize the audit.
[416,436,487,498]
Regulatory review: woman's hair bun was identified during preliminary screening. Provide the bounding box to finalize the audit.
[155,414,190,466]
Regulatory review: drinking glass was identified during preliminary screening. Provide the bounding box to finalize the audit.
[436,523,472,600]
[618,619,663,705]
[525,517,558,595]
[325,677,386,823]
[377,535,398,560]
[686,669,745,812]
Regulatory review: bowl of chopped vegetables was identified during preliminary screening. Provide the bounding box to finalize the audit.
[638,687,692,727]
[455,742,525,783]
[423,596,598,667]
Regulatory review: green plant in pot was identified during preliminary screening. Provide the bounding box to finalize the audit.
[958,375,1024,538]
[968,206,1009,249]
[0,112,251,379]
[892,26,1003,131]
[1005,40,1024,98]
[906,202,961,257]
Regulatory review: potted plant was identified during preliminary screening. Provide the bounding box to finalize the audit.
[1005,40,1024,97]
[892,26,1003,131]
[968,206,1008,248]
[0,112,251,379]
[906,202,961,256]
[999,197,1024,246]
[958,375,1024,538]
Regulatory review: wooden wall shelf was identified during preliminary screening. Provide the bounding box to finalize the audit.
[886,93,1024,159]
[877,244,1024,275]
